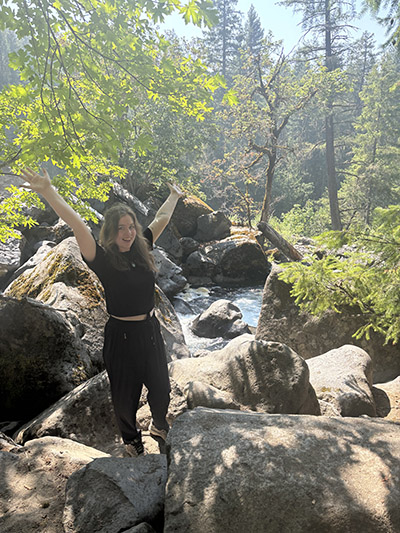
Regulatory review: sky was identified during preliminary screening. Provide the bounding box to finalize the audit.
[160,0,388,51]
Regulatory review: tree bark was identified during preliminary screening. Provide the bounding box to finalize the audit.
[257,221,303,262]
[260,151,276,223]
[325,112,342,230]
[222,0,227,78]
[324,0,342,231]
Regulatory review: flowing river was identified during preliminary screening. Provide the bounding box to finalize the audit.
[173,285,264,355]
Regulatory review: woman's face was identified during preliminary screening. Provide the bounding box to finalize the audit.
[115,214,136,252]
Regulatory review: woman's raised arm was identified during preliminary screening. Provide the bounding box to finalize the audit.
[148,183,184,243]
[19,168,96,262]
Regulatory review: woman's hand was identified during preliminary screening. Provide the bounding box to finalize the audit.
[18,166,96,261]
[19,167,53,194]
[167,182,184,198]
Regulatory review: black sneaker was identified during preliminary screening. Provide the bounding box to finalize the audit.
[125,432,144,457]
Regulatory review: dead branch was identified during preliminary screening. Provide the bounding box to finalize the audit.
[257,221,303,262]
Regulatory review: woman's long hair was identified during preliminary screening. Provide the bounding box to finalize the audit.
[99,203,156,272]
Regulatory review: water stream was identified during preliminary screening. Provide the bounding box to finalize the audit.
[173,285,264,355]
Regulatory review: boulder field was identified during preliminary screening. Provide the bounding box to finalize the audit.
[1,182,399,532]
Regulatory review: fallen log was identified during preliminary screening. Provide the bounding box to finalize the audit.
[257,221,303,262]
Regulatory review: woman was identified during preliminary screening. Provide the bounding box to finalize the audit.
[19,167,183,456]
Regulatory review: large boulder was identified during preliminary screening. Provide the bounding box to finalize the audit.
[256,264,400,383]
[105,182,151,220]
[171,194,213,238]
[184,381,241,410]
[0,295,96,422]
[373,376,400,423]
[179,237,200,261]
[153,248,187,298]
[14,371,187,456]
[164,407,400,533]
[0,233,26,289]
[154,287,190,361]
[184,236,270,287]
[191,299,250,339]
[307,345,376,417]
[5,237,107,370]
[194,210,231,242]
[13,371,121,455]
[0,436,108,533]
[169,334,320,415]
[183,249,216,285]
[5,241,56,286]
[19,218,76,263]
[63,455,167,533]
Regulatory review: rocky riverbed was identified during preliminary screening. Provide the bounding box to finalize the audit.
[1,180,400,532]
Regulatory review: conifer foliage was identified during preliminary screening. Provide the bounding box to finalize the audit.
[202,0,243,80]
[279,205,400,345]
[244,4,264,56]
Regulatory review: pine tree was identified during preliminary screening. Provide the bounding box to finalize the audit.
[345,32,377,117]
[279,204,400,345]
[281,0,358,231]
[244,5,264,56]
[340,51,400,225]
[202,0,244,81]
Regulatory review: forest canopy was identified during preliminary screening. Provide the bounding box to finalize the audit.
[0,0,231,227]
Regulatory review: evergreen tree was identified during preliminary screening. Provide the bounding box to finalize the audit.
[281,0,358,230]
[202,0,244,81]
[344,32,377,117]
[244,5,264,56]
[279,204,400,345]
[340,51,400,225]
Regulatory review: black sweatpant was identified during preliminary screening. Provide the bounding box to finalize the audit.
[103,314,170,443]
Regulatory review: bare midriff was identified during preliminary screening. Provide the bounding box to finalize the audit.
[110,309,154,322]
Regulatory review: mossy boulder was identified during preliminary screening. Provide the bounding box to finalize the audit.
[5,237,108,370]
[194,211,231,242]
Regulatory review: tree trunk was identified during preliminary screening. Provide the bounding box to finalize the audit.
[260,152,276,222]
[257,221,303,262]
[325,112,342,230]
[222,0,227,78]
[324,0,342,231]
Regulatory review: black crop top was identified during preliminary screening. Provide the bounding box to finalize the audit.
[83,228,155,317]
